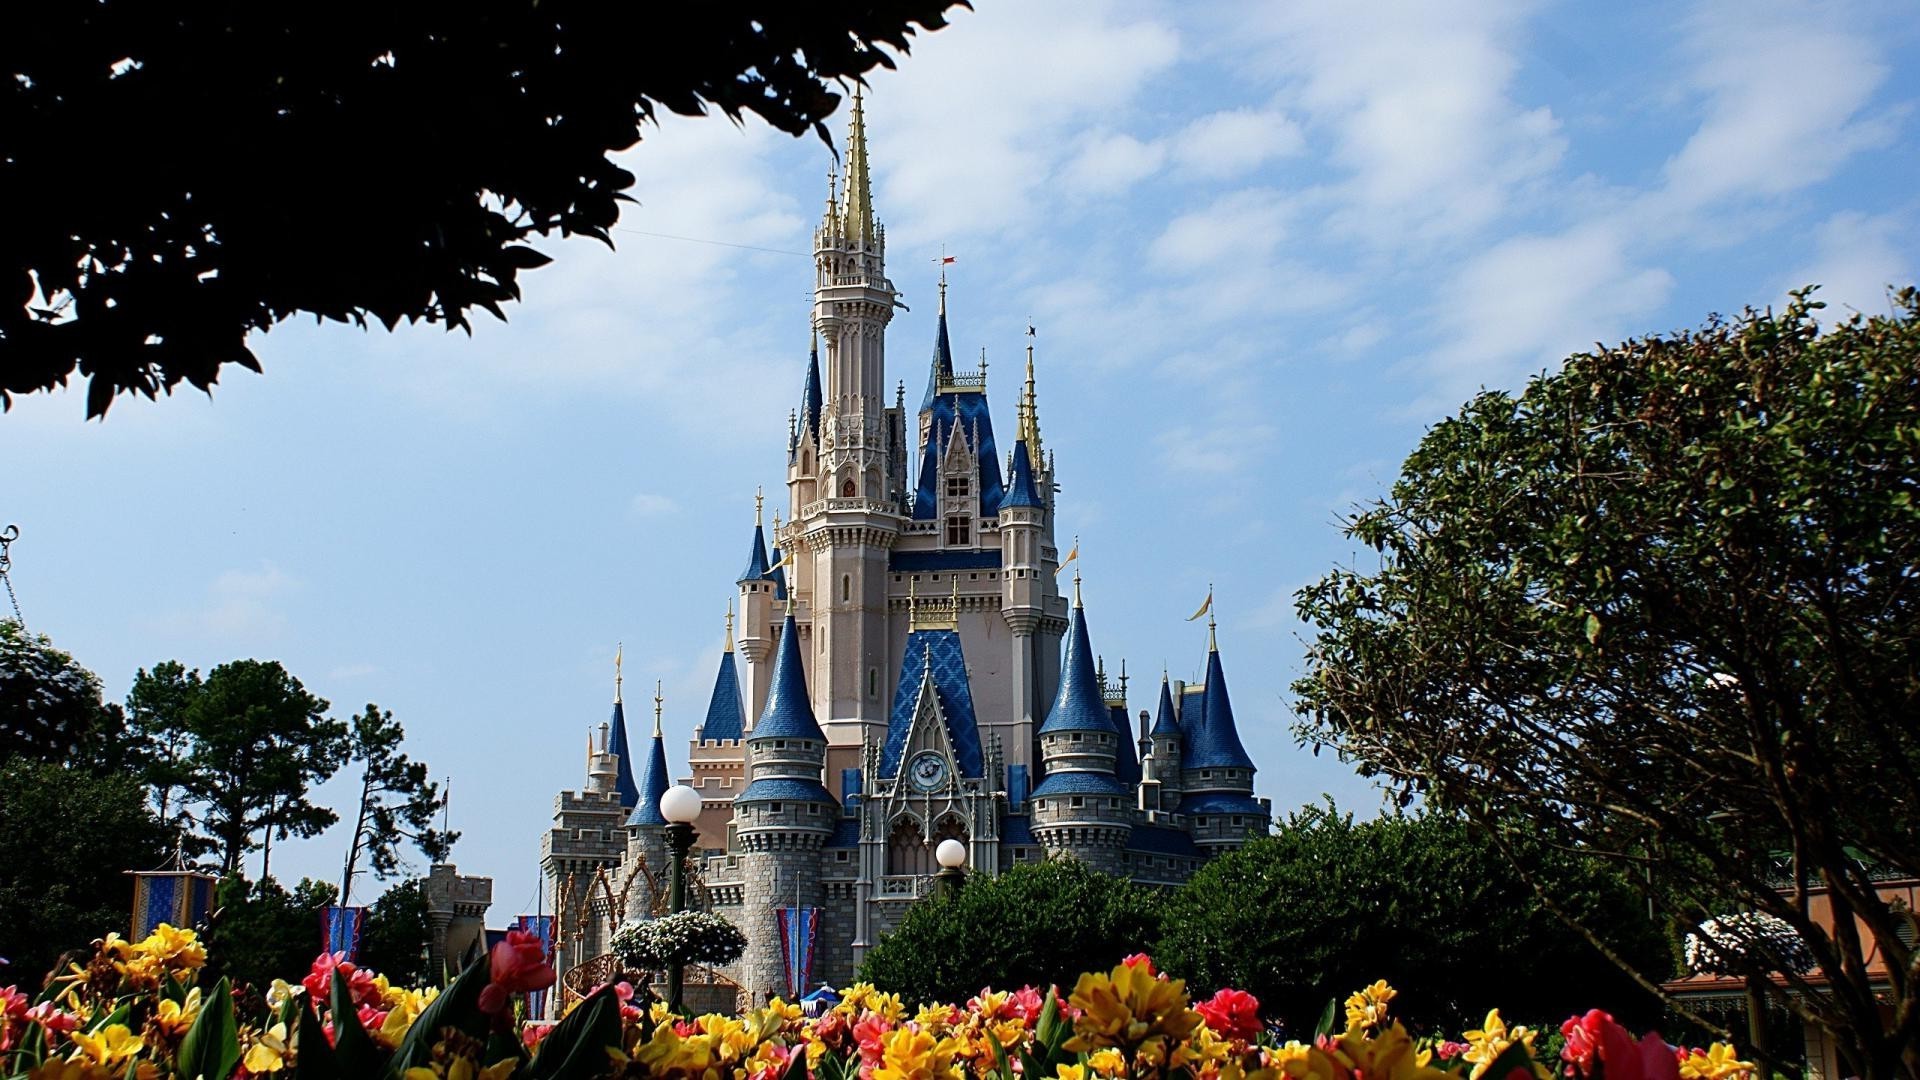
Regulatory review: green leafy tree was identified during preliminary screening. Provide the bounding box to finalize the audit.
[124,659,205,828]
[159,659,350,876]
[359,878,431,987]
[1154,804,1668,1035]
[0,758,175,983]
[857,859,1164,1007]
[337,703,457,906]
[202,876,337,991]
[1292,289,1920,1079]
[2,2,965,417]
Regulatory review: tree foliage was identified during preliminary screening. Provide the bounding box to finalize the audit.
[858,859,1163,1007]
[2,1,966,417]
[201,875,337,992]
[0,758,175,984]
[128,659,349,875]
[359,878,431,988]
[1153,804,1668,1036]
[0,619,113,764]
[337,704,456,906]
[1292,289,1920,1078]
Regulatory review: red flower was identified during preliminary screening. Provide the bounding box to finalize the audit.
[1559,1010,1678,1080]
[478,929,556,1015]
[304,953,353,1002]
[1121,953,1158,976]
[1196,988,1263,1041]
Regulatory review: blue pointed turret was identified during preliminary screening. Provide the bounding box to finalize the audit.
[751,612,825,742]
[1184,636,1255,770]
[1039,594,1113,735]
[1152,676,1181,737]
[1110,701,1141,787]
[607,697,640,809]
[737,522,769,585]
[801,337,823,443]
[920,284,955,411]
[701,632,746,743]
[628,716,671,826]
[999,440,1043,511]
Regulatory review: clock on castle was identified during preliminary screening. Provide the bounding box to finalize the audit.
[539,91,1270,1014]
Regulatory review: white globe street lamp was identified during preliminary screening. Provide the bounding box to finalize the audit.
[935,838,967,896]
[659,784,701,1013]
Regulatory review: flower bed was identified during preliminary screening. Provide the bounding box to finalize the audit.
[0,927,1755,1080]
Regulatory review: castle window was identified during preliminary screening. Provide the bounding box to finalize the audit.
[869,667,879,698]
[842,575,851,603]
[836,850,849,861]
[946,476,970,499]
[1070,797,1084,808]
[1232,816,1244,827]
[770,803,783,813]
[809,804,821,814]
[1202,770,1214,780]
[1071,733,1083,743]
[946,515,971,546]
[842,478,857,497]
[775,740,788,749]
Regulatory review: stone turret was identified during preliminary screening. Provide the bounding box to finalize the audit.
[1029,578,1132,874]
[1178,618,1269,853]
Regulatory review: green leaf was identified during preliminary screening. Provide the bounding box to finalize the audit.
[177,976,241,1080]
[330,969,387,1077]
[986,1030,1016,1080]
[294,998,340,1080]
[387,950,492,1076]
[1584,612,1602,644]
[526,982,621,1080]
[1313,996,1337,1041]
[1476,1037,1544,1080]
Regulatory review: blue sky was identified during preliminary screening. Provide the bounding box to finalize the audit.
[4,0,1915,920]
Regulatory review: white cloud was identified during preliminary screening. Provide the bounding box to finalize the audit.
[1061,130,1168,197]
[1171,108,1305,180]
[629,492,681,518]
[1786,211,1912,319]
[1661,0,1894,209]
[1154,422,1276,476]
[1150,188,1292,272]
[142,561,300,641]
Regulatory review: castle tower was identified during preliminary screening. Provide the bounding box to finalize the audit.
[606,648,639,810]
[682,605,748,848]
[623,681,674,922]
[1140,674,1184,814]
[803,88,904,777]
[736,493,778,721]
[1029,577,1132,874]
[998,341,1048,764]
[734,606,837,999]
[1178,615,1270,853]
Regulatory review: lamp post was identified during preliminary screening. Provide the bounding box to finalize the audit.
[659,784,702,1015]
[934,838,967,898]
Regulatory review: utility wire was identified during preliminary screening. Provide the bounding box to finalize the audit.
[609,226,809,259]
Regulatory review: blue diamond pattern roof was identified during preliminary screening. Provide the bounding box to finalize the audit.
[750,613,825,741]
[1002,814,1036,846]
[1109,703,1141,787]
[702,649,745,742]
[1127,825,1200,856]
[1039,602,1111,734]
[1179,792,1267,817]
[737,522,770,584]
[1151,679,1181,737]
[802,342,823,444]
[911,390,1004,520]
[627,733,671,826]
[1178,685,1206,756]
[1186,647,1255,770]
[1029,770,1129,797]
[826,818,861,848]
[734,777,839,805]
[880,629,986,779]
[889,550,1002,573]
[607,700,639,809]
[999,440,1043,511]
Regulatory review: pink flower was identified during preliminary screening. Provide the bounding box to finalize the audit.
[304,952,355,1002]
[1121,954,1158,976]
[1008,986,1043,1022]
[478,929,556,1015]
[522,1022,556,1051]
[26,1001,78,1037]
[854,1014,892,1067]
[1559,1010,1678,1080]
[1437,1041,1472,1060]
[1196,988,1262,1041]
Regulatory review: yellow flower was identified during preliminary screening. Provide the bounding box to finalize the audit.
[1087,1048,1128,1076]
[1326,1021,1454,1080]
[1064,961,1201,1058]
[266,978,301,1011]
[243,1022,291,1074]
[1678,1044,1756,1080]
[27,1061,115,1080]
[69,1024,143,1067]
[151,988,204,1038]
[1343,981,1396,1033]
[135,924,207,972]
[632,1020,723,1077]
[1056,1066,1086,1080]
[1461,1009,1546,1080]
[871,1026,962,1080]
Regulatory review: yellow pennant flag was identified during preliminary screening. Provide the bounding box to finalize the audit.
[1054,540,1079,575]
[1187,589,1213,622]
[768,549,795,575]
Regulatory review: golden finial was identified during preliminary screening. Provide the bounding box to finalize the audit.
[1072,564,1083,608]
[842,86,874,243]
[652,679,664,738]
[772,511,783,545]
[755,487,764,527]
[614,643,624,704]
[1208,584,1218,652]
[1019,328,1043,463]
[907,574,919,630]
[725,599,735,653]
[979,346,988,381]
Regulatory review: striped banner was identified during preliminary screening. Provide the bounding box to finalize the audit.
[129,872,217,939]
[775,906,821,1000]
[320,905,368,961]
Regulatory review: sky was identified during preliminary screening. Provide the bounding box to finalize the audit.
[4,0,1916,921]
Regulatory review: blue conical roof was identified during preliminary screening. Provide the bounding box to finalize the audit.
[750,612,824,740]
[802,340,823,442]
[1110,702,1140,787]
[702,649,745,742]
[736,522,770,584]
[607,700,639,809]
[920,297,955,411]
[627,731,671,826]
[766,544,789,600]
[1151,677,1181,737]
[1039,600,1111,734]
[1185,644,1255,769]
[999,439,1043,511]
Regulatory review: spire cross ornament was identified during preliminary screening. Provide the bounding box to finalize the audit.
[653,680,665,738]
[725,599,735,652]
[755,487,764,526]
[614,643,624,703]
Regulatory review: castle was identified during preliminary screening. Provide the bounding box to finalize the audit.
[541,94,1271,1006]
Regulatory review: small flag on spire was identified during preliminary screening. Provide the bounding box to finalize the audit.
[941,255,957,265]
[1054,539,1079,575]
[1187,587,1214,622]
[769,549,795,575]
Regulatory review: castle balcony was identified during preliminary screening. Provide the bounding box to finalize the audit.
[876,874,938,899]
[829,272,894,291]
[798,496,904,521]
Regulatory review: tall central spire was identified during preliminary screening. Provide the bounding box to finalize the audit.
[841,88,875,244]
